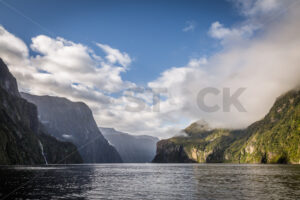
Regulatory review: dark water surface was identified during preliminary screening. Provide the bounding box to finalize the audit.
[0,164,300,199]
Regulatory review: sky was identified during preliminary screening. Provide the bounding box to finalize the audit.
[0,0,240,85]
[0,0,300,138]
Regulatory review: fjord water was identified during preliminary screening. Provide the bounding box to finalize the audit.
[0,164,300,200]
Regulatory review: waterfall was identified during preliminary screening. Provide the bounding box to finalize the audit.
[38,140,48,165]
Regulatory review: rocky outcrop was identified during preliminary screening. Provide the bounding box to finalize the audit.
[100,127,159,163]
[0,58,82,165]
[152,139,195,163]
[21,94,122,163]
[153,126,245,163]
[153,89,300,164]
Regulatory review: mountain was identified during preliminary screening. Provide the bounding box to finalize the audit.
[21,93,122,163]
[152,121,246,163]
[224,89,300,164]
[0,58,82,165]
[100,127,159,163]
[153,89,300,164]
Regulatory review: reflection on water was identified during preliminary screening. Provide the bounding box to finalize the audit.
[0,164,300,199]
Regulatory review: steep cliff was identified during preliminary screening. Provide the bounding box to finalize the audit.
[100,127,159,163]
[0,58,82,165]
[224,89,300,164]
[21,93,122,163]
[153,90,300,164]
[153,121,246,163]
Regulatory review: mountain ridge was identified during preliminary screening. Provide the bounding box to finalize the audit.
[153,89,300,164]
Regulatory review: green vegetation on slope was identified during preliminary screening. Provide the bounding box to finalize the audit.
[225,90,300,164]
[153,120,247,163]
[153,89,300,164]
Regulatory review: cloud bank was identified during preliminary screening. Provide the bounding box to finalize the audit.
[0,0,299,138]
[149,0,300,130]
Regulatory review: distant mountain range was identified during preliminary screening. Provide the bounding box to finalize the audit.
[0,58,82,165]
[100,127,159,163]
[153,89,300,164]
[21,93,122,163]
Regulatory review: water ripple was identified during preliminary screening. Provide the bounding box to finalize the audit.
[0,164,300,199]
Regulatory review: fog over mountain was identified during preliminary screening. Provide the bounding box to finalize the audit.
[153,89,300,164]
[0,0,299,139]
[0,1,299,199]
[100,127,159,163]
[21,93,122,163]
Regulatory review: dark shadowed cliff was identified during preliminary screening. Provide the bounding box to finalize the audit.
[0,58,82,164]
[21,93,122,163]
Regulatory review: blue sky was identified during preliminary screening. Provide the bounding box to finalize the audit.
[0,0,242,85]
[1,0,299,138]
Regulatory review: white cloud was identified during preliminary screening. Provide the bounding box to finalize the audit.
[182,21,196,32]
[148,1,300,131]
[209,0,297,45]
[208,21,257,43]
[0,26,29,66]
[0,0,299,139]
[0,26,166,138]
[96,43,132,68]
[232,0,284,16]
[28,35,134,94]
[0,27,136,120]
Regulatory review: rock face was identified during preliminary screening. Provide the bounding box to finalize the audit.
[21,93,122,163]
[0,59,20,97]
[152,139,196,163]
[100,127,159,163]
[224,89,300,164]
[153,122,245,163]
[153,90,300,164]
[0,58,82,165]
